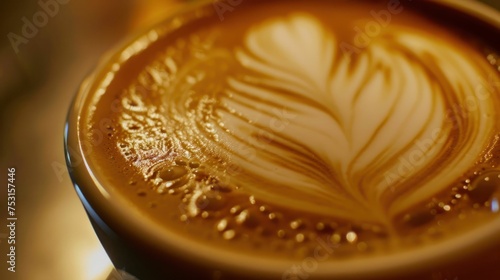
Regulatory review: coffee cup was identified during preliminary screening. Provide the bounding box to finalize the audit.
[65,0,500,279]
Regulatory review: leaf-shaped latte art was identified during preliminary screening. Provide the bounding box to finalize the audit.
[206,14,497,225]
[119,13,500,229]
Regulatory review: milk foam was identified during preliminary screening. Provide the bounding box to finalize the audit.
[214,14,496,224]
[117,13,500,229]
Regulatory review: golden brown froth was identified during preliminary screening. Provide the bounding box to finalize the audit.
[85,0,500,259]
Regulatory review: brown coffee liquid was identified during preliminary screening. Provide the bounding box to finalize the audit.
[83,0,500,260]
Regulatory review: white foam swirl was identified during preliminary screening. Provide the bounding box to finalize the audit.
[212,14,498,224]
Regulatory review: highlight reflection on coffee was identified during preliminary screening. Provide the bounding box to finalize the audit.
[86,0,500,263]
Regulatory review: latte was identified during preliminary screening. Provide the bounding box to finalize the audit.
[72,0,500,278]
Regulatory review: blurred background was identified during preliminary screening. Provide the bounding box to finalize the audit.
[0,1,191,279]
[0,0,499,280]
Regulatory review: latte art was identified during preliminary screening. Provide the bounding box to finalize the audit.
[121,13,499,226]
[91,0,500,260]
[224,14,497,224]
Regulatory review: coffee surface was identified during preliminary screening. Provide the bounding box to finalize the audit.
[85,0,500,260]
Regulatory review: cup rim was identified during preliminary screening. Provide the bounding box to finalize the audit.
[65,0,500,279]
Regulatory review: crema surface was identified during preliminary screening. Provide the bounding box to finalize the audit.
[85,0,500,259]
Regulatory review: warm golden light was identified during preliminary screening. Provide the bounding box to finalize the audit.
[85,246,113,280]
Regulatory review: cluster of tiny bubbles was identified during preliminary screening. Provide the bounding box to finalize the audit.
[116,86,169,164]
[397,167,500,242]
[468,170,500,213]
[133,155,393,258]
[205,191,392,258]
